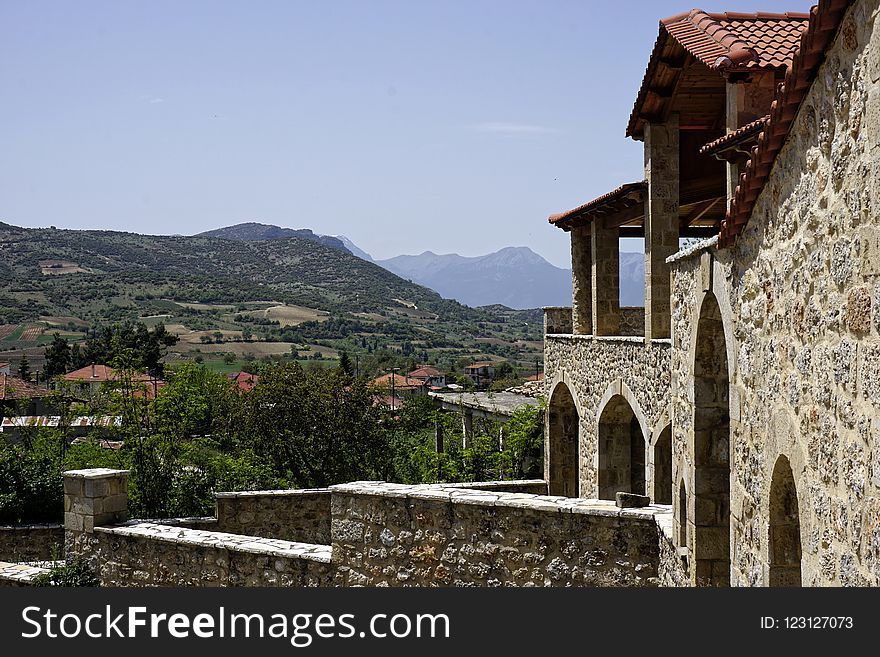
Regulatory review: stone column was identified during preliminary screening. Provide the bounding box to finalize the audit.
[570,224,593,335]
[434,418,444,453]
[462,410,474,449]
[591,220,620,335]
[63,468,129,557]
[644,114,679,340]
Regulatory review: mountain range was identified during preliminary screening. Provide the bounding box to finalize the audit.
[198,223,644,310]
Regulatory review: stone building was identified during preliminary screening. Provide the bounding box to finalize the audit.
[543,0,880,586]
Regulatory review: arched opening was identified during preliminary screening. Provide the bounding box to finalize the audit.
[693,292,730,586]
[653,425,672,504]
[548,382,579,497]
[769,456,802,587]
[597,395,646,500]
[678,479,688,547]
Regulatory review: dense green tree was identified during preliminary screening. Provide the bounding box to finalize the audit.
[17,354,31,381]
[237,362,390,487]
[44,333,72,376]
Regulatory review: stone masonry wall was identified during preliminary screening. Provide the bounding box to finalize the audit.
[71,522,333,587]
[670,0,880,586]
[0,524,63,562]
[330,481,670,587]
[544,335,671,499]
[214,489,331,544]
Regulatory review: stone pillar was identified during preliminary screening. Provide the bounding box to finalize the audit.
[591,220,620,335]
[570,224,593,335]
[434,418,444,453]
[644,114,679,340]
[63,468,129,557]
[462,410,474,449]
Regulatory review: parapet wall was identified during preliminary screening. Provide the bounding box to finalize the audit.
[71,522,333,587]
[214,489,332,544]
[330,481,669,587]
[0,524,63,562]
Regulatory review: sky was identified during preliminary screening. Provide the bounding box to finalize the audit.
[0,0,814,268]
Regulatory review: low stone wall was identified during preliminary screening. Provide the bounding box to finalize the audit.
[438,480,547,495]
[214,489,332,544]
[72,522,333,587]
[655,515,688,587]
[0,524,64,562]
[330,482,670,587]
[0,561,55,587]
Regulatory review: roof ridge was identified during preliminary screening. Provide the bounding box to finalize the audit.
[680,9,759,68]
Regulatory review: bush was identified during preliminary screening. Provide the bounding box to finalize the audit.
[32,558,100,587]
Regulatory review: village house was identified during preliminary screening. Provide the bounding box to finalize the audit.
[463,362,495,388]
[407,365,447,389]
[59,363,163,399]
[543,0,879,586]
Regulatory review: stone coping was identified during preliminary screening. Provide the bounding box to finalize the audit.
[542,306,572,311]
[436,480,546,490]
[545,334,672,346]
[665,235,718,264]
[0,523,63,530]
[0,560,58,583]
[62,468,130,480]
[95,521,332,563]
[330,481,672,520]
[214,488,330,498]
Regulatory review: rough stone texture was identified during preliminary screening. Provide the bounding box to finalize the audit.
[544,307,573,335]
[592,219,620,335]
[0,560,57,587]
[571,226,593,335]
[619,307,646,337]
[0,524,63,562]
[439,480,548,495]
[71,522,333,587]
[665,0,880,587]
[645,115,680,339]
[330,481,670,587]
[544,335,671,500]
[214,489,331,545]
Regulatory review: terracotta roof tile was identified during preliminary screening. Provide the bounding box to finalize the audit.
[720,0,852,246]
[627,9,810,138]
[0,373,51,400]
[549,181,647,229]
[699,115,769,155]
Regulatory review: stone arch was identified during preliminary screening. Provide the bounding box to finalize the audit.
[692,291,730,587]
[596,387,647,500]
[547,380,579,498]
[652,423,672,504]
[768,455,802,587]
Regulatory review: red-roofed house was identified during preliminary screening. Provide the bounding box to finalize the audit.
[407,366,447,389]
[463,362,495,389]
[61,364,163,398]
[228,371,260,392]
[542,1,866,586]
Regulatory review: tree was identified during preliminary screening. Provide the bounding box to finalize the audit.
[44,333,71,377]
[17,354,31,381]
[338,351,353,376]
[236,362,390,487]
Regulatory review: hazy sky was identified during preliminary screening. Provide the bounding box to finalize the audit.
[1,1,812,268]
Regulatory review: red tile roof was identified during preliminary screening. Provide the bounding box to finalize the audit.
[228,371,259,391]
[408,366,445,379]
[549,181,646,230]
[699,115,769,156]
[720,0,852,246]
[0,373,51,400]
[464,362,496,370]
[369,373,425,390]
[664,10,810,70]
[627,9,810,138]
